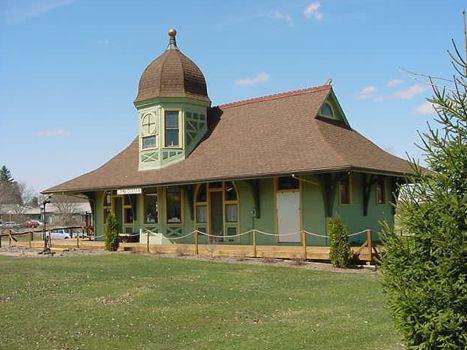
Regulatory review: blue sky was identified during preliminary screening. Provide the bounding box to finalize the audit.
[0,0,464,193]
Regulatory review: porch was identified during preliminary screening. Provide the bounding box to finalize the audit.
[3,227,379,262]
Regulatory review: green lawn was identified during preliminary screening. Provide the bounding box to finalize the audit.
[0,254,403,350]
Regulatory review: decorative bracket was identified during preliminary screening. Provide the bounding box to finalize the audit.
[319,172,347,217]
[362,174,378,216]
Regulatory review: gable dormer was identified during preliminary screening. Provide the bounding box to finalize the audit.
[317,88,350,127]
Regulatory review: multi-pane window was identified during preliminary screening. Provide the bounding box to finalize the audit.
[339,175,351,205]
[144,189,158,224]
[376,177,386,204]
[166,187,182,223]
[165,111,180,147]
[141,113,157,149]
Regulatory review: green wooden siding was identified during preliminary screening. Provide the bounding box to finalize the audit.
[92,173,395,246]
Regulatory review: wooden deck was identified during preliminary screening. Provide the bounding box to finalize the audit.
[8,238,378,262]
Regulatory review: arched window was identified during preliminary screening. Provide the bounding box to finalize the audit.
[319,102,334,117]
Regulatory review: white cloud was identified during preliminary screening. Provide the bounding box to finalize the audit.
[271,10,293,26]
[235,72,270,87]
[304,2,323,20]
[394,85,427,100]
[414,101,436,115]
[37,128,69,137]
[356,85,377,100]
[4,0,76,24]
[386,79,403,88]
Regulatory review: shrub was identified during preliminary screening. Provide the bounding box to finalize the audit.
[328,216,352,268]
[104,213,119,251]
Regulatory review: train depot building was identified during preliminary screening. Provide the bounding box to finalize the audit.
[44,29,410,250]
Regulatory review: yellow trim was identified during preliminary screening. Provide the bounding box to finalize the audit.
[162,109,183,149]
[165,186,184,225]
[193,181,239,241]
[338,174,352,206]
[142,187,159,224]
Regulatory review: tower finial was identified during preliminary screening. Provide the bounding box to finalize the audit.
[167,28,178,50]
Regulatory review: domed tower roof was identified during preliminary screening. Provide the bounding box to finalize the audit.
[135,29,210,104]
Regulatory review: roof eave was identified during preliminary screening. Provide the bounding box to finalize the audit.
[42,165,410,194]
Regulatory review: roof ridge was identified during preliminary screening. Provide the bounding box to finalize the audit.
[217,85,331,109]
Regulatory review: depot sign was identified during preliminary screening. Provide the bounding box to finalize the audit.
[116,188,142,195]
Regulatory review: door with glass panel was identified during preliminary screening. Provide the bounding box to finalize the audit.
[194,182,239,242]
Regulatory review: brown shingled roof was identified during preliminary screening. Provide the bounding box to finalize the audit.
[44,85,411,193]
[135,48,210,103]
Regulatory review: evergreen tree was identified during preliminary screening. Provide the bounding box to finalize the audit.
[380,34,467,349]
[104,213,120,251]
[328,216,352,268]
[0,165,14,183]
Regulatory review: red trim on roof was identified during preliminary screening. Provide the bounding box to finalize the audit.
[217,85,332,109]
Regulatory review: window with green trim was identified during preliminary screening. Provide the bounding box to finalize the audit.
[319,102,334,117]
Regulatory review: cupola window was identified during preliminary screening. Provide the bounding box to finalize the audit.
[141,113,158,149]
[165,111,180,147]
[142,136,156,149]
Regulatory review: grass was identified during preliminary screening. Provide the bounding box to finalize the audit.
[0,254,403,350]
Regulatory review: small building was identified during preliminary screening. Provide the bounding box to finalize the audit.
[0,198,91,227]
[44,29,410,247]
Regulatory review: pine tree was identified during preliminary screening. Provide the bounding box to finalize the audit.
[380,31,467,349]
[0,165,14,183]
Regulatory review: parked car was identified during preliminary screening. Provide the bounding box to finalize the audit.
[46,229,71,240]
[2,221,18,228]
[22,220,43,228]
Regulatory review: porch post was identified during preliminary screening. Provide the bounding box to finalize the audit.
[146,231,150,253]
[302,230,307,259]
[367,229,373,262]
[252,229,257,258]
